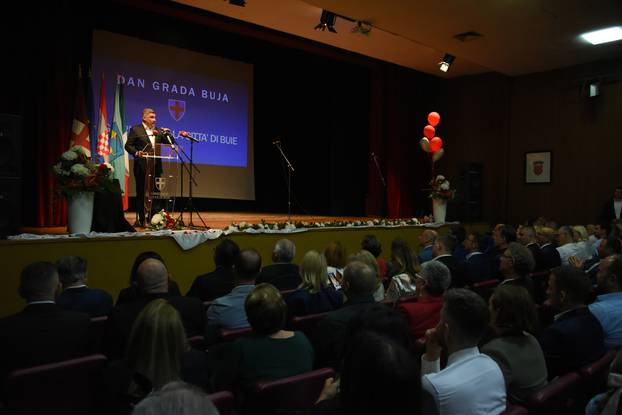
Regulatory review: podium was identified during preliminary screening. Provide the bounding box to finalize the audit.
[143,143,180,221]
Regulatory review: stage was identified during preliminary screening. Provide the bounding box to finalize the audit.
[3,211,489,318]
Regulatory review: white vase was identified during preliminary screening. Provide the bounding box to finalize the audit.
[432,198,447,223]
[67,192,94,234]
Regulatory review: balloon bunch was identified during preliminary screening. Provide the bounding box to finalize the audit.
[419,112,444,162]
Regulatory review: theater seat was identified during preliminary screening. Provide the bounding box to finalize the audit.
[244,367,335,415]
[398,295,418,305]
[188,335,206,350]
[5,354,107,415]
[280,289,296,298]
[577,348,620,406]
[89,315,108,353]
[219,327,253,342]
[525,372,581,415]
[501,405,529,415]
[208,390,234,415]
[470,279,499,302]
[288,311,328,338]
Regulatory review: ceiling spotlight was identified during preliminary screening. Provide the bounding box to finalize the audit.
[315,10,337,33]
[227,0,246,6]
[581,27,622,45]
[351,21,372,36]
[439,53,455,73]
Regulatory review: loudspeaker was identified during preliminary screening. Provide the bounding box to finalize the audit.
[0,114,22,177]
[0,114,22,237]
[457,163,483,222]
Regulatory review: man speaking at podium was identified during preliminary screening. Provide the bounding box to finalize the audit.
[124,108,168,227]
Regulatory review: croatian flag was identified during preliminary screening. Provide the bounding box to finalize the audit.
[96,73,110,160]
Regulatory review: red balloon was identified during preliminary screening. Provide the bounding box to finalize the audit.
[423,125,435,139]
[429,136,443,152]
[428,112,440,126]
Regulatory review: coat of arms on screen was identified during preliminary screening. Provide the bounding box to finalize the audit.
[168,99,186,121]
[532,161,544,176]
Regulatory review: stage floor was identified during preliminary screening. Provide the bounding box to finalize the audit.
[20,211,374,235]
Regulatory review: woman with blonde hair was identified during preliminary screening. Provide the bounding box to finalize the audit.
[103,299,209,414]
[348,250,385,302]
[286,250,343,316]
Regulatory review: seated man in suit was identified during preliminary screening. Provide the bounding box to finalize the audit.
[417,230,437,264]
[107,258,205,358]
[589,255,622,349]
[463,231,492,284]
[206,248,261,330]
[536,226,562,271]
[56,255,113,317]
[187,239,240,301]
[0,262,90,378]
[539,266,605,379]
[312,261,378,369]
[256,239,300,290]
[432,235,466,288]
[486,224,517,279]
[518,226,544,271]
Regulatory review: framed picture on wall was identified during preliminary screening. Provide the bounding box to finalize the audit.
[525,151,552,184]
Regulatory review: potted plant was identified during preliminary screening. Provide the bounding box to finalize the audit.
[429,175,455,223]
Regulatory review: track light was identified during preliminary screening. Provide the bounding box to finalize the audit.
[227,0,246,6]
[439,53,455,73]
[315,10,337,33]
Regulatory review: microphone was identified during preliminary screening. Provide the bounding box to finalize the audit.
[272,140,281,145]
[180,131,200,143]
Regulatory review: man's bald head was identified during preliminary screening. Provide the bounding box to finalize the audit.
[137,258,169,294]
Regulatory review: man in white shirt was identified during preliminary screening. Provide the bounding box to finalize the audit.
[556,226,580,266]
[421,288,506,415]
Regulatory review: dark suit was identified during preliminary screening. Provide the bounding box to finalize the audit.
[538,306,606,379]
[464,252,492,284]
[526,243,544,271]
[311,295,377,369]
[540,243,562,271]
[434,255,467,288]
[56,286,113,317]
[500,276,536,301]
[187,266,235,302]
[124,124,166,223]
[106,293,205,358]
[0,303,90,378]
[600,199,621,224]
[116,280,182,305]
[256,263,301,290]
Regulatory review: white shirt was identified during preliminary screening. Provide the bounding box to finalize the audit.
[421,347,506,415]
[143,122,155,147]
[615,200,622,219]
[466,251,483,261]
[556,243,581,265]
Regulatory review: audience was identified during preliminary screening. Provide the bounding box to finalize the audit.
[256,239,300,290]
[103,299,210,414]
[570,236,622,284]
[117,251,182,305]
[498,242,536,300]
[56,255,113,317]
[556,226,581,266]
[348,250,384,301]
[487,224,517,279]
[536,226,562,270]
[361,235,387,282]
[286,250,343,316]
[226,284,314,388]
[0,262,90,378]
[463,231,492,284]
[417,229,438,264]
[187,239,240,301]
[207,248,261,330]
[539,266,605,379]
[325,241,347,284]
[422,288,506,414]
[399,260,451,339]
[131,381,219,415]
[107,258,205,358]
[385,238,418,301]
[450,224,468,262]
[573,225,594,261]
[589,254,622,349]
[517,226,543,271]
[432,234,466,288]
[313,261,378,369]
[482,285,547,402]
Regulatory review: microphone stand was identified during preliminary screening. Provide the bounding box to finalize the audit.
[371,152,386,187]
[185,136,208,228]
[274,141,295,223]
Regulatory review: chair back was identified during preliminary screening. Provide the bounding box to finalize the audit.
[578,348,619,398]
[280,289,296,298]
[208,390,235,415]
[88,315,108,353]
[471,279,499,302]
[219,326,254,342]
[288,312,328,338]
[245,367,335,414]
[188,335,206,350]
[501,405,529,415]
[5,354,107,415]
[525,372,581,415]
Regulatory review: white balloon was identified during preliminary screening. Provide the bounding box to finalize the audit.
[419,137,431,153]
[432,148,445,162]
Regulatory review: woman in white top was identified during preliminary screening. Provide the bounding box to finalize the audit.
[325,241,346,290]
[385,238,419,301]
[573,225,594,262]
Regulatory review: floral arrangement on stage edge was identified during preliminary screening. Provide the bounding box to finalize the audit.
[224,217,434,233]
[148,210,183,231]
[429,175,455,200]
[52,146,118,198]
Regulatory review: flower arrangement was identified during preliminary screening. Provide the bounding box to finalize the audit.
[429,175,455,200]
[148,209,182,231]
[52,146,117,197]
[224,217,427,233]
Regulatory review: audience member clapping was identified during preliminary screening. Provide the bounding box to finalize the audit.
[482,285,547,402]
[56,255,113,317]
[286,250,343,316]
